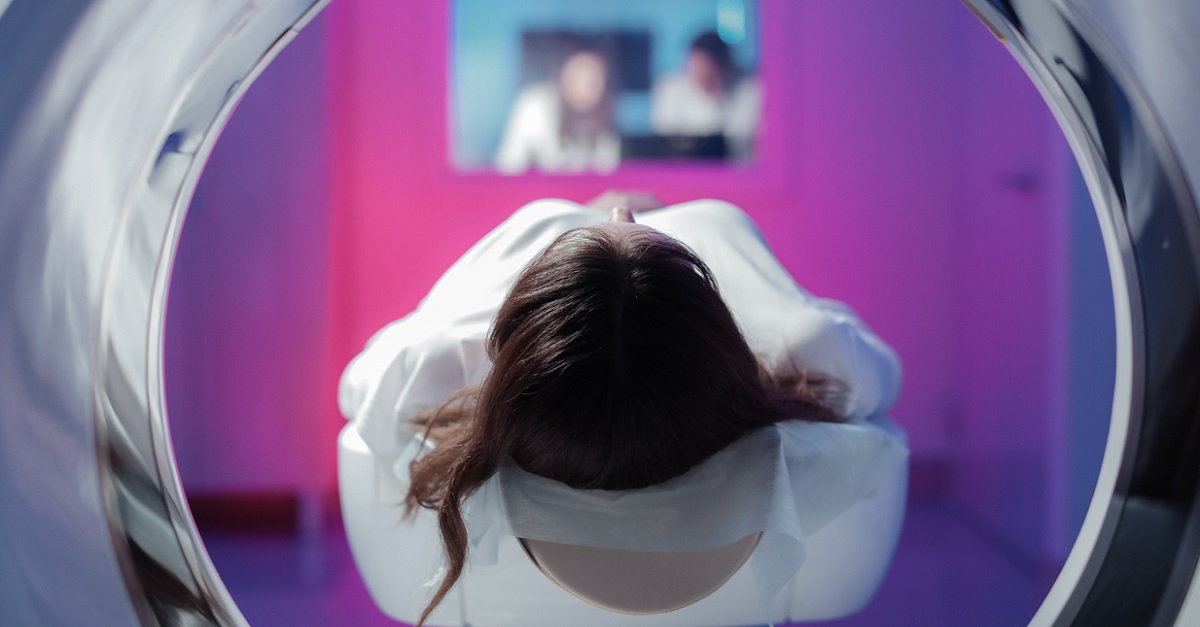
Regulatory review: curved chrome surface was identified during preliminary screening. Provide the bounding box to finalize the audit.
[0,1,327,625]
[1,0,1199,626]
[961,1,1200,625]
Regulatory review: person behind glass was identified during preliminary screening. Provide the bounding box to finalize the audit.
[494,46,620,174]
[401,198,849,625]
[651,31,762,159]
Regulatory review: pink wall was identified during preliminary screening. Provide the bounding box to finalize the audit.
[167,0,1080,565]
[947,9,1072,565]
[167,15,331,494]
[324,0,1076,560]
[326,0,984,463]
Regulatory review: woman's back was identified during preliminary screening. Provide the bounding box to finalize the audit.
[338,198,904,625]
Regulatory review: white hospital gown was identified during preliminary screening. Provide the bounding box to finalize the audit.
[338,198,907,603]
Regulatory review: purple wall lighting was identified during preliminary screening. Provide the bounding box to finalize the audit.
[163,0,1115,624]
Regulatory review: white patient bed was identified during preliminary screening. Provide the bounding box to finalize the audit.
[338,418,908,627]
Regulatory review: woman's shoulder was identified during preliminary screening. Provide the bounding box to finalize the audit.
[636,198,764,241]
[504,198,596,225]
[512,82,559,110]
[471,198,600,255]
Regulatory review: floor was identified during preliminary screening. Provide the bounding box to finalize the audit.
[202,499,1054,627]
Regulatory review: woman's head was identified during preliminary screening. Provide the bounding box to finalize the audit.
[687,31,734,94]
[481,222,777,489]
[406,219,836,625]
[559,49,608,113]
[556,48,613,144]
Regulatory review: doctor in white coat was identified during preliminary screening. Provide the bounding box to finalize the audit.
[652,31,762,160]
[495,49,621,174]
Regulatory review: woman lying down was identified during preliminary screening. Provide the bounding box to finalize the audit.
[339,193,907,626]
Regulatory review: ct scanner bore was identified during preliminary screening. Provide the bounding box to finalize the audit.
[0,1,1198,625]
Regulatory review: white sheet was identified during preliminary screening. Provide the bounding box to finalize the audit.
[339,198,907,604]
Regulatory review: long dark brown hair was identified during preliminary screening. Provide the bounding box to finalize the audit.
[405,223,839,625]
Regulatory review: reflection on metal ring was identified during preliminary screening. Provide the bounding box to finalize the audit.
[961,1,1200,625]
[0,0,1198,625]
[0,1,328,625]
